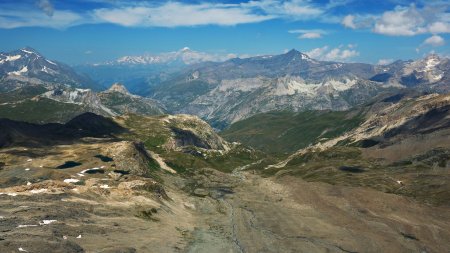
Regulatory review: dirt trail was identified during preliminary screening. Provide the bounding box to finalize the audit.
[148,150,177,174]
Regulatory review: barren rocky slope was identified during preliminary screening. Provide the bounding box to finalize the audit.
[0,110,449,252]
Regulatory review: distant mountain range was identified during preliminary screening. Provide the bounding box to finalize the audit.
[152,49,450,128]
[112,47,236,65]
[1,47,449,128]
[74,47,238,95]
[0,47,164,123]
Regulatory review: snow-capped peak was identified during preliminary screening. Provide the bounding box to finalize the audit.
[401,53,447,84]
[424,54,441,71]
[21,49,35,54]
[112,48,236,66]
[20,47,40,56]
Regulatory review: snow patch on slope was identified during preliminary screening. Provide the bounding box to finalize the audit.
[9,66,28,76]
[21,49,35,54]
[0,55,22,64]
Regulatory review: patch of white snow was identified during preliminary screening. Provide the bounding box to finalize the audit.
[17,224,38,228]
[9,66,28,76]
[46,59,57,65]
[39,220,57,225]
[30,189,47,194]
[64,178,80,183]
[5,55,21,61]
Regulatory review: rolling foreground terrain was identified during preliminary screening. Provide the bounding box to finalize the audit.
[0,47,450,252]
[0,91,450,252]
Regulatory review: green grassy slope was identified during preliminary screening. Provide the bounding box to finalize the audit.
[0,98,86,124]
[221,110,364,154]
[118,114,266,174]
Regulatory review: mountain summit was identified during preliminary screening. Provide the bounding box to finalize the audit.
[107,83,130,94]
[0,47,97,91]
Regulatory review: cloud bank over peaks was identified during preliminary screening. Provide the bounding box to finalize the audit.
[306,44,359,62]
[342,4,450,37]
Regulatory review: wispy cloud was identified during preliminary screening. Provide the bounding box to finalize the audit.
[2,0,449,37]
[288,29,327,39]
[0,8,84,29]
[93,2,273,27]
[341,15,356,29]
[0,0,330,29]
[245,0,324,20]
[377,58,394,65]
[423,35,445,47]
[37,0,54,17]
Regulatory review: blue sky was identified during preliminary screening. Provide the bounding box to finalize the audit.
[0,0,449,65]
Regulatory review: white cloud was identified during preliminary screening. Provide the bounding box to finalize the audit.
[299,32,322,39]
[342,15,356,29]
[423,35,445,46]
[93,2,273,27]
[306,45,359,62]
[289,29,326,39]
[325,48,359,61]
[377,58,394,65]
[341,14,375,30]
[341,3,450,37]
[246,0,324,20]
[93,0,325,28]
[288,29,326,34]
[326,0,355,9]
[373,5,427,36]
[37,0,54,17]
[369,4,450,36]
[306,46,329,59]
[0,9,84,29]
[428,22,450,34]
[0,0,330,29]
[3,0,448,33]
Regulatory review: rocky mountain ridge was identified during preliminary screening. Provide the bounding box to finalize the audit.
[0,47,97,91]
[152,50,449,127]
[0,83,164,124]
[112,47,235,66]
